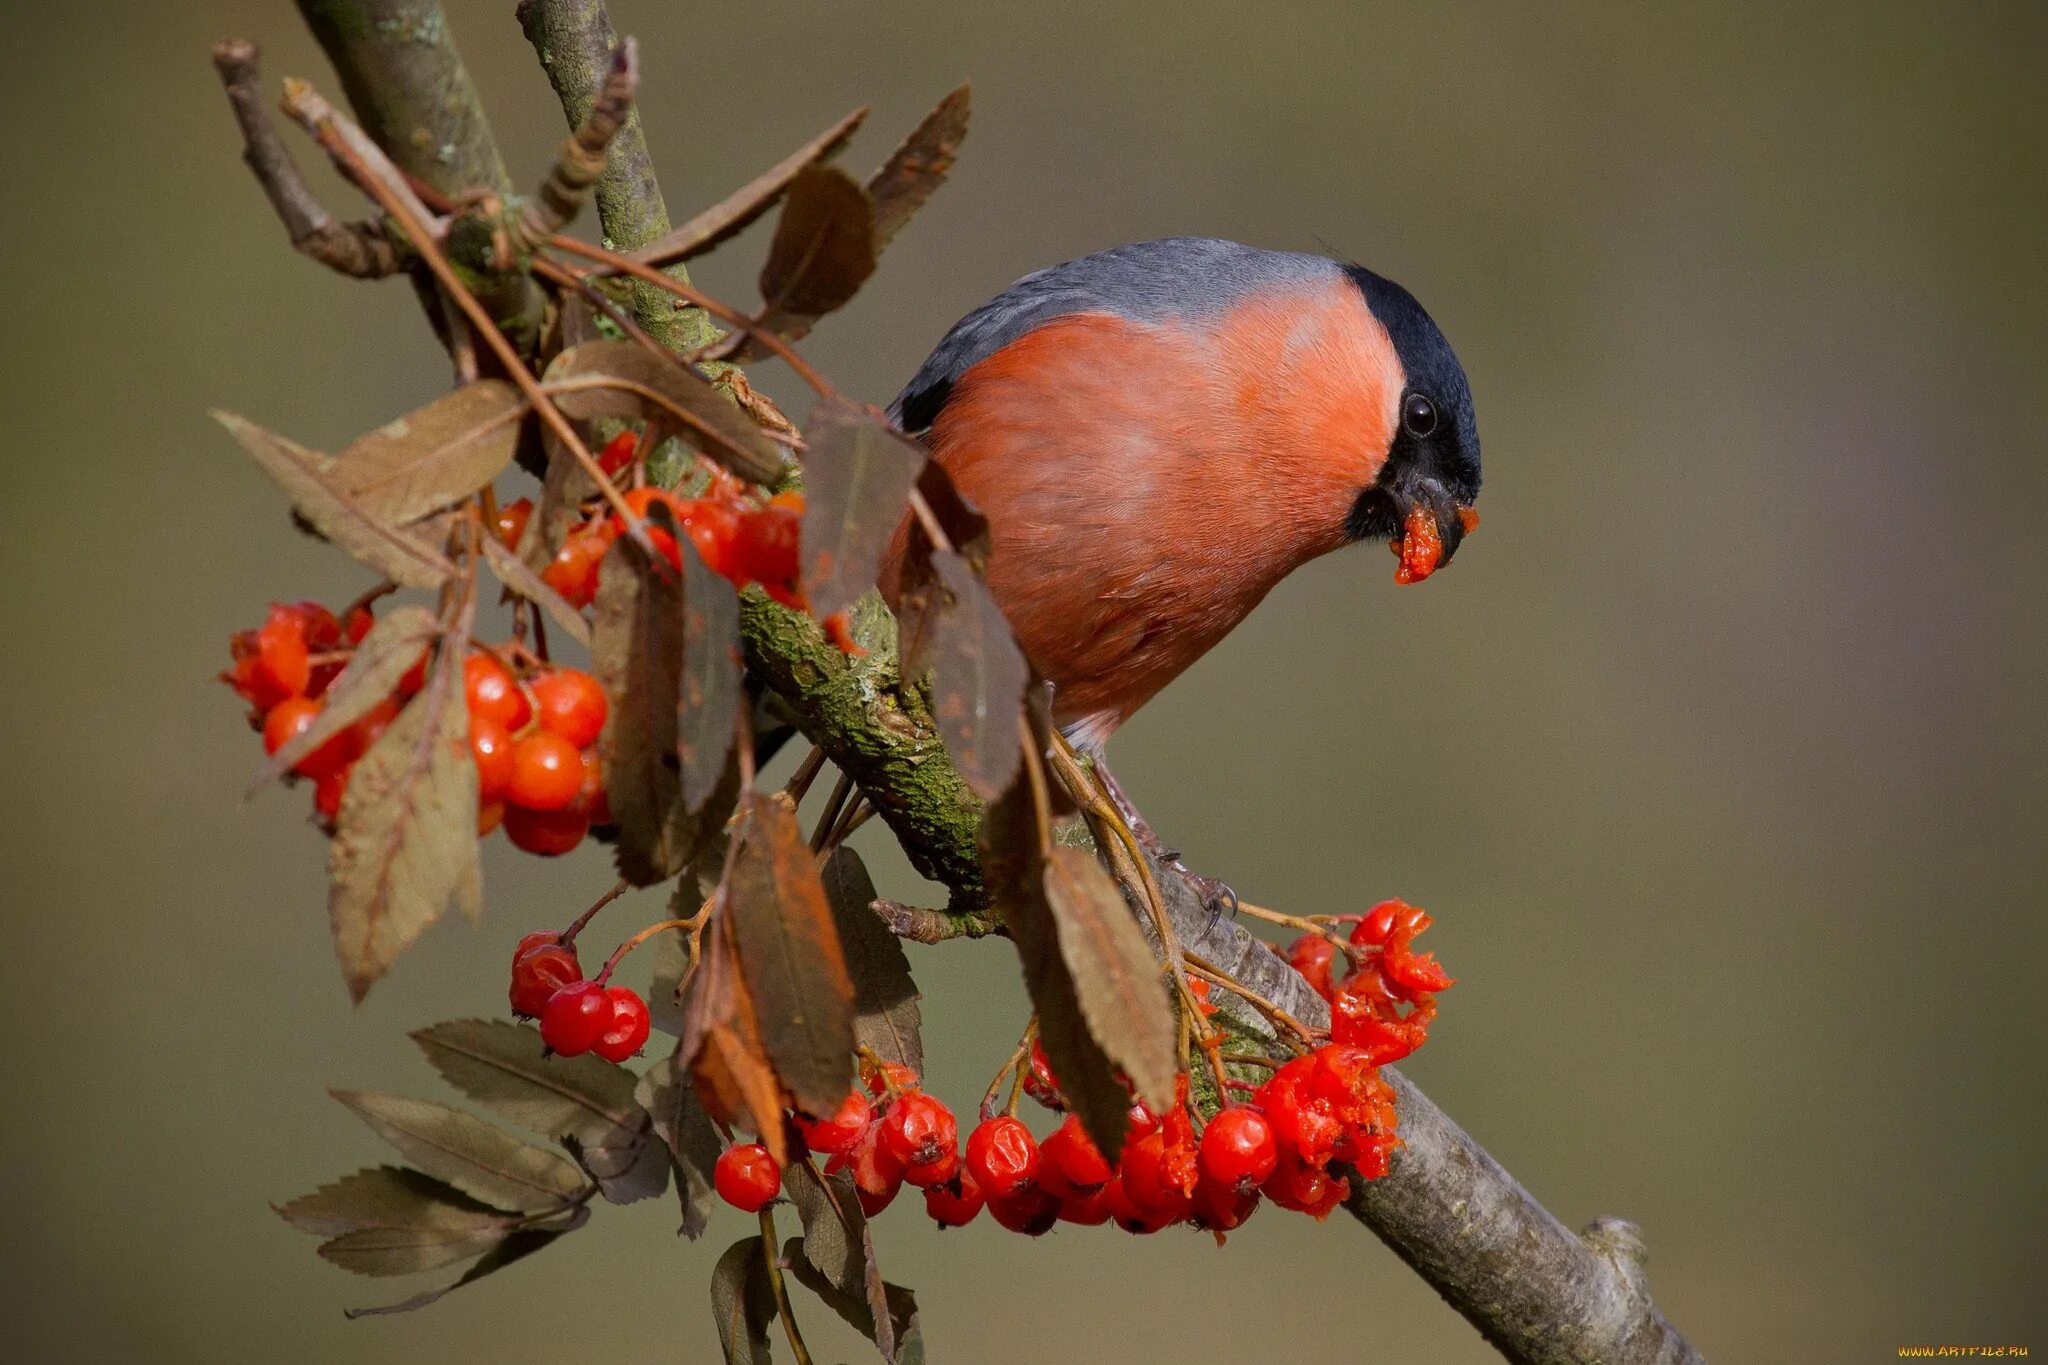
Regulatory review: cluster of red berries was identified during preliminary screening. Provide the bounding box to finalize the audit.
[509,931,651,1063]
[1285,898,1452,1066]
[527,433,858,652]
[463,653,611,857]
[224,601,615,858]
[225,600,408,824]
[697,906,1453,1235]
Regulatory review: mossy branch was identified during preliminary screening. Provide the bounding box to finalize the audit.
[515,0,721,353]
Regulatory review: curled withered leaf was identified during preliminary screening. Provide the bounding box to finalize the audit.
[783,1238,924,1365]
[821,846,923,1073]
[1043,844,1178,1113]
[726,793,858,1117]
[343,1224,575,1318]
[711,1235,776,1365]
[328,1090,588,1214]
[676,528,745,813]
[685,916,792,1166]
[327,632,481,1002]
[635,1048,723,1240]
[740,164,878,352]
[800,397,928,621]
[329,379,525,526]
[274,1165,506,1239]
[408,1018,658,1205]
[593,538,702,886]
[868,82,970,253]
[924,550,1028,802]
[250,605,439,793]
[516,409,597,575]
[980,779,1135,1163]
[624,105,869,270]
[213,410,456,589]
[542,339,784,484]
[480,532,593,651]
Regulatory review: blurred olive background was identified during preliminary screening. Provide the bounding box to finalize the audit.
[3,1,2043,1360]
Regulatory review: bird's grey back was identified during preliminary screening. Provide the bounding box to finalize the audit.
[889,238,1338,432]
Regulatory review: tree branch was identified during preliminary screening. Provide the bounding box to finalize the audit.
[294,0,511,198]
[515,0,721,353]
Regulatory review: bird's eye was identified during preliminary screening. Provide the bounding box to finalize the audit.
[1402,393,1438,439]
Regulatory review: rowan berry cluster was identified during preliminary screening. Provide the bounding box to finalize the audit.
[508,931,652,1063]
[223,600,616,857]
[699,903,1450,1240]
[532,432,858,651]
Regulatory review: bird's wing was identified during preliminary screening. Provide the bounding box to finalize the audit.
[888,238,1334,434]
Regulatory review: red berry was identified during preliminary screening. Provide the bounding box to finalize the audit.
[713,1143,782,1212]
[503,802,590,856]
[1022,1040,1064,1110]
[507,731,584,811]
[674,498,741,580]
[1287,933,1339,1001]
[1040,1114,1113,1192]
[1104,1173,1177,1234]
[1190,1177,1261,1235]
[729,501,801,585]
[343,606,374,645]
[1057,1183,1114,1226]
[494,496,533,550]
[255,606,313,699]
[964,1116,1040,1199]
[879,1091,957,1170]
[797,1091,873,1156]
[579,749,611,825]
[463,653,532,730]
[470,717,515,802]
[539,980,610,1055]
[542,531,608,609]
[903,1146,961,1189]
[312,765,350,824]
[509,938,581,1018]
[1119,1128,1197,1220]
[263,697,346,778]
[1198,1107,1278,1193]
[1263,1153,1348,1219]
[478,801,506,837]
[923,1169,985,1228]
[985,1183,1061,1236]
[594,986,651,1062]
[529,668,607,749]
[825,1119,904,1214]
[596,429,640,478]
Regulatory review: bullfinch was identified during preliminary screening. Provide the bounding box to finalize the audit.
[884,237,1481,764]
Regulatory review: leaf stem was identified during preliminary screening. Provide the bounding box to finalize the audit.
[757,1206,815,1365]
[559,876,630,948]
[546,235,837,398]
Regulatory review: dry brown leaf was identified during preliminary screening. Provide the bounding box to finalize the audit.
[329,379,525,526]
[726,794,856,1116]
[867,83,971,252]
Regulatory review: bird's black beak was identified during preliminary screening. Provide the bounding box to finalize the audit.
[1347,471,1477,580]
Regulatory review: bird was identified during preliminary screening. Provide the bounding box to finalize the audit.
[881,238,1481,787]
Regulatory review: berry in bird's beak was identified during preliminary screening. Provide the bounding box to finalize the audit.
[1389,504,1479,585]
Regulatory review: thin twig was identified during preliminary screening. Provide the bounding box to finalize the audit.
[210,40,401,278]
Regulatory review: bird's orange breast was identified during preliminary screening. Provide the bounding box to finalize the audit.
[887,278,1402,747]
